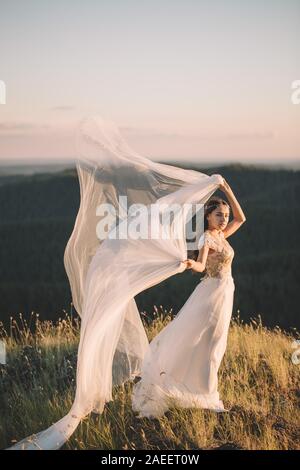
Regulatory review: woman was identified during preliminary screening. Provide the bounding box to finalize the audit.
[7,116,245,449]
[132,178,246,417]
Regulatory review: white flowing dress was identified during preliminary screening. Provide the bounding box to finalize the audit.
[131,230,235,417]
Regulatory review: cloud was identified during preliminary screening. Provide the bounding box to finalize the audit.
[121,126,190,138]
[0,121,51,132]
[50,106,76,111]
[225,131,274,140]
[121,126,275,141]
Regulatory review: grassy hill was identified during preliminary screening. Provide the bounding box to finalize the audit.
[0,309,299,450]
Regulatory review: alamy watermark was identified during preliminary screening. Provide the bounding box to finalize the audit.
[95,197,205,250]
[291,80,300,104]
[0,340,6,365]
[291,339,300,365]
[0,80,6,104]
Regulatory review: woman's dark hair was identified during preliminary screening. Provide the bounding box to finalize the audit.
[188,196,230,267]
[203,196,230,230]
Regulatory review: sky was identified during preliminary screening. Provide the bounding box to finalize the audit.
[0,0,299,167]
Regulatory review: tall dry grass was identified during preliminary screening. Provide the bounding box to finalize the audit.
[0,307,299,450]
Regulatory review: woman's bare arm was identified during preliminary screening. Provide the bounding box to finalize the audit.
[183,245,209,273]
[219,178,246,239]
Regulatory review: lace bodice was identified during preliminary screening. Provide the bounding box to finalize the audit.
[197,230,234,280]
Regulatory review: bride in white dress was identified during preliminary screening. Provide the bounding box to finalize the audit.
[132,178,246,418]
[7,117,246,450]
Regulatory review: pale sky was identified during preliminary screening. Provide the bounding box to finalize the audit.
[0,0,299,166]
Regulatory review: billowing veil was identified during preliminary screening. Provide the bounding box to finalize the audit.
[7,116,222,450]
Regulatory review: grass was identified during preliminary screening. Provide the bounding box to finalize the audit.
[0,307,299,450]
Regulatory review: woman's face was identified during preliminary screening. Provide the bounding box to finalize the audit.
[207,204,230,231]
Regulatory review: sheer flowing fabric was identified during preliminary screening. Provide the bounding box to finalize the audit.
[7,116,222,449]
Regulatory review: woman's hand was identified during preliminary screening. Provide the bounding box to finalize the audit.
[182,259,195,270]
[218,176,231,194]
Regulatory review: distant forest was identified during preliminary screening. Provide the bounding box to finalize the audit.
[0,163,299,331]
